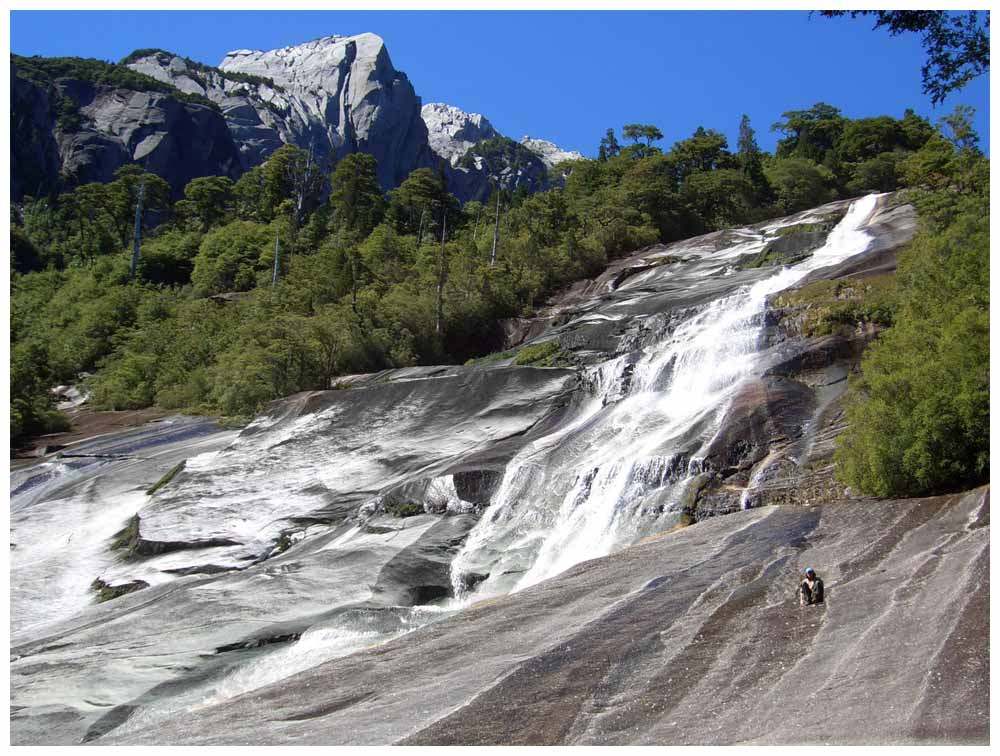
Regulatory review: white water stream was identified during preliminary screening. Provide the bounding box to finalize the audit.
[452,193,879,595]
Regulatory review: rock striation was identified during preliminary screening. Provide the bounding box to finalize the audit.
[104,487,990,745]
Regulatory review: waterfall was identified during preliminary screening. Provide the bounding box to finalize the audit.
[10,196,885,737]
[452,194,879,596]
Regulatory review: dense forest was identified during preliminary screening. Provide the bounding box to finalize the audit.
[10,98,989,498]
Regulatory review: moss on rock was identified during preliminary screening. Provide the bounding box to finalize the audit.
[465,349,518,367]
[513,341,574,368]
[146,460,186,496]
[385,500,425,518]
[772,273,897,337]
[91,577,149,603]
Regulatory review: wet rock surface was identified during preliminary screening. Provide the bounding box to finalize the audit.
[105,488,989,746]
[13,194,952,746]
[10,367,577,745]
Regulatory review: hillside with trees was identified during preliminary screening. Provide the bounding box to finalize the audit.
[10,100,988,498]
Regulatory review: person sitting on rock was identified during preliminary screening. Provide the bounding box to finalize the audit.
[798,567,824,606]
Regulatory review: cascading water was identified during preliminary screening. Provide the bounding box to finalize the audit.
[10,195,886,742]
[451,193,880,595]
[9,418,238,640]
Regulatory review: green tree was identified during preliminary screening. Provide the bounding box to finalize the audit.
[233,165,267,221]
[387,167,454,241]
[137,228,202,285]
[899,108,936,151]
[11,339,70,442]
[329,152,386,311]
[772,103,845,163]
[846,152,905,194]
[106,165,171,248]
[763,157,836,213]
[666,127,733,185]
[621,124,664,159]
[819,11,989,104]
[191,220,274,296]
[11,226,43,274]
[598,128,621,160]
[176,175,235,230]
[257,144,324,224]
[622,124,664,147]
[835,197,988,496]
[835,117,904,163]
[938,104,981,153]
[329,153,385,239]
[682,169,755,230]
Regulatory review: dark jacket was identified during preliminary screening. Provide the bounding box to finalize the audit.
[799,576,825,605]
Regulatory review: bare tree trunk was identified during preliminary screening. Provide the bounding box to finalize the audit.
[417,209,427,246]
[128,181,146,280]
[473,205,483,243]
[435,209,447,335]
[490,190,501,266]
[271,233,281,286]
[350,249,358,314]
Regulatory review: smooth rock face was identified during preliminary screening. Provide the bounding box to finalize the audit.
[13,193,967,748]
[104,488,990,746]
[125,51,286,169]
[9,367,578,745]
[11,66,242,196]
[74,84,243,189]
[218,34,434,189]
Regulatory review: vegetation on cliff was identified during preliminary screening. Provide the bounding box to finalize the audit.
[834,148,989,496]
[12,53,219,111]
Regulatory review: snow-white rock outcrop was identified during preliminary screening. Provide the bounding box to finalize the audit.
[519,136,584,168]
[421,103,499,166]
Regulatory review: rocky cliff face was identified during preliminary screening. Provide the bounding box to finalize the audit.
[420,102,582,200]
[125,50,286,169]
[11,61,242,198]
[11,73,62,199]
[70,83,243,190]
[421,102,499,166]
[127,36,436,190]
[219,34,435,189]
[14,36,584,201]
[519,136,584,168]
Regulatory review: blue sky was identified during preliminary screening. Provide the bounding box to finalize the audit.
[11,10,990,157]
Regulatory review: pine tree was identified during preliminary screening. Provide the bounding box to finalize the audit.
[598,128,621,159]
[737,114,773,204]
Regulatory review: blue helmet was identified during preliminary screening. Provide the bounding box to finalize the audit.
[805,567,815,575]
